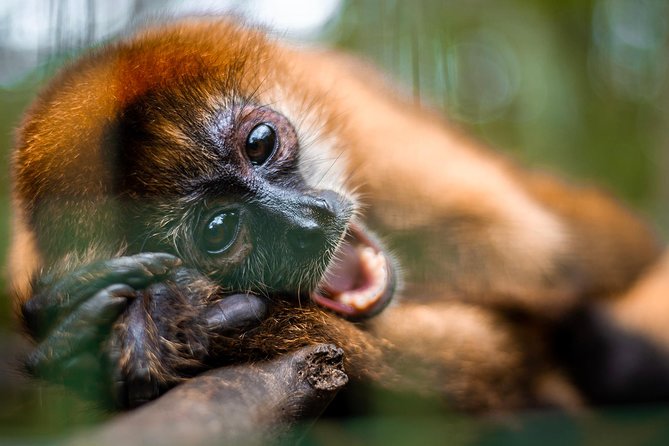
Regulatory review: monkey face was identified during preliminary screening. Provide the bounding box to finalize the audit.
[107,75,395,319]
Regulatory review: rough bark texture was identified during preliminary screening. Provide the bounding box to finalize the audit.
[69,344,348,446]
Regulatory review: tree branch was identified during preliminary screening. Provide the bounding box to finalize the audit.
[69,344,348,446]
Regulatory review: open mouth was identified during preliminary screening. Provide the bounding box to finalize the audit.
[311,223,396,319]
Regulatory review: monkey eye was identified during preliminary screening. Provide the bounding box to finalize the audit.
[245,123,277,166]
[199,210,241,254]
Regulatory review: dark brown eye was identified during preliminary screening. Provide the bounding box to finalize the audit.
[200,210,240,254]
[245,123,277,166]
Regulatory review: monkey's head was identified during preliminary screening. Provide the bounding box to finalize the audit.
[12,18,396,320]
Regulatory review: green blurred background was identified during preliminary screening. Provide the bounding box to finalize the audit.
[0,0,667,443]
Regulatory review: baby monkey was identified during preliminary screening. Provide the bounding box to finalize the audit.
[9,18,667,411]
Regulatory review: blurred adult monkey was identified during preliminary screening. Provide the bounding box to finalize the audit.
[9,18,666,411]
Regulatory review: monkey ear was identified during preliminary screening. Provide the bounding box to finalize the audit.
[204,293,271,336]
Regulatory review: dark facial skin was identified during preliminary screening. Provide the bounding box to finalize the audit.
[21,82,353,408]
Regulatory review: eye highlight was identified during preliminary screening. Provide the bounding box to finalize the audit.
[245,123,276,166]
[199,209,241,254]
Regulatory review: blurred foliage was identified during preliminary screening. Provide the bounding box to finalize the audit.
[332,0,668,225]
[0,0,667,443]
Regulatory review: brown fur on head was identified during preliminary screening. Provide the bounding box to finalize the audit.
[13,19,279,277]
[12,18,358,298]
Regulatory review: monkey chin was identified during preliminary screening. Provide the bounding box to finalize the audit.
[311,223,396,320]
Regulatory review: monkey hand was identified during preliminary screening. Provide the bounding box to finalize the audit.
[20,253,271,409]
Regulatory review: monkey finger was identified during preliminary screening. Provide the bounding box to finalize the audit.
[205,293,271,336]
[24,284,133,375]
[51,252,181,299]
[109,363,160,410]
[106,332,162,409]
[23,254,180,338]
[120,369,161,410]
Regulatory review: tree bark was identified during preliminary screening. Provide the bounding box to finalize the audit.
[69,344,348,446]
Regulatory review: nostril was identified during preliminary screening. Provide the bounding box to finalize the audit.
[314,197,329,211]
[308,190,347,222]
[286,224,328,254]
[312,197,333,218]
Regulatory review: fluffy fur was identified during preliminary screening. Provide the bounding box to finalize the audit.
[10,17,667,412]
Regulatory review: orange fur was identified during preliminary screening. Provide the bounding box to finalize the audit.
[9,18,665,411]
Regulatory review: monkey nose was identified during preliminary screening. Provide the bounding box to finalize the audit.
[285,191,343,255]
[286,222,328,254]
